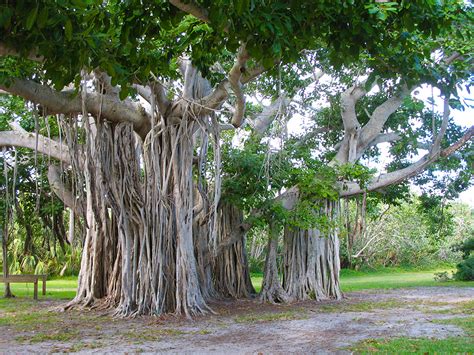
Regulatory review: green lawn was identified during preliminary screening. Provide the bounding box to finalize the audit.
[0,276,77,300]
[250,267,473,293]
[1,267,472,300]
[1,267,473,353]
[339,267,473,292]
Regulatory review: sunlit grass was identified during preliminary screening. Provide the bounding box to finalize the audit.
[250,267,473,294]
[349,316,474,353]
[1,267,472,302]
[0,276,77,300]
[339,267,473,292]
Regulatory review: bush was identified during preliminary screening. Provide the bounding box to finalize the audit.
[453,237,474,281]
[453,256,474,281]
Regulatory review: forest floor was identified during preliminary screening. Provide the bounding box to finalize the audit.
[1,287,473,353]
[1,270,473,353]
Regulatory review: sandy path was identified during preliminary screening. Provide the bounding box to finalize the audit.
[1,287,472,353]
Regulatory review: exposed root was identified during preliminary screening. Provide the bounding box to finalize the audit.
[283,200,343,301]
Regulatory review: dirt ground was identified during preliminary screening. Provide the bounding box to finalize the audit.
[1,287,473,353]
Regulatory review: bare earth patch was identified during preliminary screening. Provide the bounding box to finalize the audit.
[1,287,472,353]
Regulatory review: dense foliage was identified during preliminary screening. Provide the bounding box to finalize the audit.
[453,237,474,281]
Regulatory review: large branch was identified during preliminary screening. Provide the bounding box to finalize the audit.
[432,97,450,151]
[340,84,366,132]
[358,85,412,150]
[197,49,270,123]
[0,130,71,164]
[1,78,151,137]
[341,125,474,197]
[169,0,210,23]
[250,96,290,135]
[333,83,367,164]
[351,131,402,161]
[228,45,250,127]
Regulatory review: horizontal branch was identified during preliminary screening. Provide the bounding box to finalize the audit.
[1,78,151,137]
[169,0,210,23]
[341,125,474,197]
[0,130,71,164]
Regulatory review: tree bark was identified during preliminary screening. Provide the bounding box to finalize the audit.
[213,204,255,298]
[283,200,342,301]
[259,222,291,303]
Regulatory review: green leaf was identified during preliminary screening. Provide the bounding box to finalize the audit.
[36,7,48,29]
[119,86,129,100]
[25,4,39,30]
[0,6,13,28]
[65,18,73,41]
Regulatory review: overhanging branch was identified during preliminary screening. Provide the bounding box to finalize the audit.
[1,78,151,137]
[169,0,210,23]
[0,130,71,164]
[341,125,474,197]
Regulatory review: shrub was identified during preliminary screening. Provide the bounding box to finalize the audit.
[454,256,474,281]
[453,237,474,281]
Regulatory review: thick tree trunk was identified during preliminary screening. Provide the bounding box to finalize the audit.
[66,122,122,310]
[213,204,255,298]
[282,200,342,301]
[259,222,291,303]
[69,117,215,316]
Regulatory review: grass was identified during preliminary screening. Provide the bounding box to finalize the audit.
[432,299,474,314]
[338,267,473,292]
[121,328,212,343]
[0,276,77,300]
[16,330,79,344]
[1,267,471,301]
[234,311,304,323]
[250,266,473,294]
[350,334,474,353]
[0,266,472,351]
[349,316,474,353]
[318,298,406,313]
[1,267,472,301]
[341,267,458,290]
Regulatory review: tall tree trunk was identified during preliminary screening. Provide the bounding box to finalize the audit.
[66,121,121,310]
[213,204,255,298]
[282,199,342,301]
[68,208,75,244]
[68,117,215,316]
[259,222,291,303]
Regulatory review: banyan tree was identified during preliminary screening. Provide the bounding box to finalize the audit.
[0,1,473,316]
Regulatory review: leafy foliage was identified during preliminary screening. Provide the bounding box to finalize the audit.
[453,237,474,281]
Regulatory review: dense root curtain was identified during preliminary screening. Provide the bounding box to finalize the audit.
[259,222,292,303]
[213,204,255,298]
[63,102,261,316]
[259,199,342,303]
[283,200,342,301]
[66,116,215,316]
